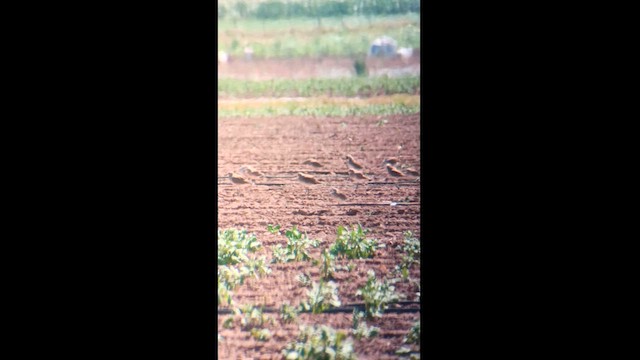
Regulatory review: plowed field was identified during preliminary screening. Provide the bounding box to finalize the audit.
[218,113,421,359]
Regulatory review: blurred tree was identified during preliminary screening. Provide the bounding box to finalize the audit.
[286,2,307,18]
[234,1,248,18]
[255,1,286,20]
[218,4,227,19]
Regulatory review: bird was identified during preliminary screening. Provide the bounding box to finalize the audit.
[227,172,252,185]
[330,188,347,202]
[348,169,371,181]
[386,164,405,178]
[239,166,263,177]
[302,159,323,168]
[297,172,320,185]
[382,157,400,166]
[345,154,364,170]
[405,168,420,176]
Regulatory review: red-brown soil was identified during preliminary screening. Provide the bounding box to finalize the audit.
[218,114,421,359]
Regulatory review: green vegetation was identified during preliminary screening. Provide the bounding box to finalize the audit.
[297,271,313,288]
[222,304,276,342]
[280,302,300,324]
[217,229,271,306]
[218,228,262,265]
[218,77,420,98]
[219,0,420,21]
[356,270,401,319]
[320,248,336,280]
[218,101,419,118]
[351,310,380,340]
[218,12,419,59]
[282,324,356,360]
[217,225,420,357]
[403,320,420,345]
[299,281,342,314]
[329,224,384,260]
[394,231,421,281]
[271,226,322,263]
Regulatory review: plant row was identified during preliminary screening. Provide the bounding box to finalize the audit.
[218,77,420,98]
[218,102,420,118]
[218,225,421,358]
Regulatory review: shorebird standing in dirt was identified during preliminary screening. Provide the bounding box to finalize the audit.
[303,159,323,168]
[330,188,347,202]
[348,169,371,181]
[404,168,420,177]
[226,172,253,185]
[381,157,400,166]
[239,166,264,177]
[297,172,320,185]
[297,172,319,195]
[345,154,364,171]
[386,164,405,178]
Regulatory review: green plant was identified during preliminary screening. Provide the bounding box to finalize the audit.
[218,77,420,99]
[394,231,420,281]
[330,224,384,260]
[218,228,262,265]
[280,302,300,324]
[218,274,234,306]
[282,324,356,360]
[236,304,275,330]
[251,328,272,341]
[243,255,272,279]
[320,248,336,280]
[297,272,312,288]
[299,281,341,314]
[404,320,420,345]
[346,262,356,272]
[355,270,401,318]
[271,226,321,263]
[351,310,380,340]
[267,224,282,235]
[222,315,235,329]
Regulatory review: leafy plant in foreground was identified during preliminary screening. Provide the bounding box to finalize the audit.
[267,224,281,235]
[320,248,336,280]
[330,224,384,260]
[280,302,300,324]
[251,328,272,341]
[394,231,420,281]
[282,324,356,360]
[299,281,341,314]
[404,320,420,345]
[356,270,401,319]
[351,310,380,340]
[297,272,313,288]
[271,226,321,263]
[235,304,275,331]
[218,228,262,265]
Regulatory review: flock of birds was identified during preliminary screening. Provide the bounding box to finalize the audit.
[222,154,419,202]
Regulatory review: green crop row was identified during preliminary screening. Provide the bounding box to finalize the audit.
[218,103,419,118]
[218,225,421,357]
[218,76,420,98]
